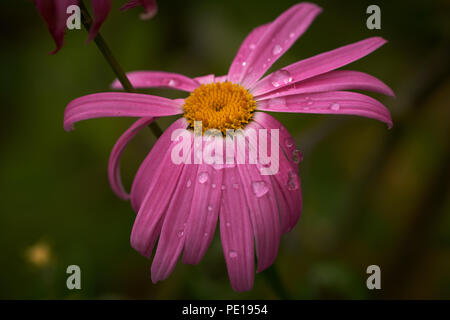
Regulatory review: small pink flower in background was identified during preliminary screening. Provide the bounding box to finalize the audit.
[32,0,157,53]
[64,2,393,291]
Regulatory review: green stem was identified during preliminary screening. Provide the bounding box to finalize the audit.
[79,0,163,138]
[262,265,290,299]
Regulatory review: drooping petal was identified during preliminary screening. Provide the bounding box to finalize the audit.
[182,153,223,265]
[120,0,158,20]
[87,0,112,42]
[252,37,387,96]
[130,124,193,258]
[220,167,255,292]
[151,144,197,283]
[111,71,200,92]
[234,3,322,88]
[252,112,302,233]
[64,92,183,131]
[33,0,78,54]
[257,91,393,128]
[108,117,154,200]
[255,70,395,100]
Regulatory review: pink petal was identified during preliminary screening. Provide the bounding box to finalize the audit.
[236,161,281,272]
[227,24,268,84]
[111,71,200,92]
[130,118,188,212]
[235,3,322,88]
[108,117,154,200]
[130,125,193,258]
[121,0,158,20]
[220,167,255,292]
[255,70,395,100]
[151,151,198,283]
[193,74,215,85]
[33,0,78,54]
[64,92,183,131]
[252,112,302,233]
[182,161,223,265]
[252,37,388,96]
[257,91,393,128]
[87,0,112,42]
[214,75,228,83]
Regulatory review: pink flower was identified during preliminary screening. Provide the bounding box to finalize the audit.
[33,0,157,53]
[64,3,393,292]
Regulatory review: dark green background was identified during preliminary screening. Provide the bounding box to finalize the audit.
[1,0,449,299]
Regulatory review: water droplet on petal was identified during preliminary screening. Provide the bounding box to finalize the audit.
[166,79,178,87]
[330,103,340,111]
[177,230,184,238]
[229,251,238,258]
[198,172,209,184]
[285,138,294,148]
[249,43,256,50]
[286,170,300,190]
[207,205,213,212]
[270,69,292,88]
[232,183,239,189]
[226,222,231,227]
[251,181,269,198]
[267,97,286,109]
[221,184,226,190]
[289,32,296,38]
[186,179,192,188]
[292,149,302,164]
[204,232,209,237]
[212,183,216,189]
[272,44,283,55]
[242,61,247,67]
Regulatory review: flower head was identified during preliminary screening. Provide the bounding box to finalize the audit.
[33,0,157,53]
[64,2,393,292]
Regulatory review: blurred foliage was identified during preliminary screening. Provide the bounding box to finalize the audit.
[0,0,449,299]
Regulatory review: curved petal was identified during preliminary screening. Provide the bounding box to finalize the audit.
[33,0,78,54]
[130,118,188,212]
[64,92,183,131]
[87,0,112,42]
[120,0,158,20]
[252,37,387,96]
[255,70,395,100]
[130,127,193,258]
[111,71,200,92]
[151,148,198,283]
[108,117,154,200]
[220,166,255,292]
[257,91,393,128]
[182,152,223,265]
[252,112,302,233]
[235,3,322,88]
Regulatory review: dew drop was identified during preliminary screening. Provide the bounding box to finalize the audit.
[212,183,217,189]
[286,170,300,190]
[242,61,247,67]
[186,179,192,188]
[272,44,283,55]
[207,205,213,212]
[204,232,209,237]
[292,149,302,164]
[270,69,292,88]
[166,79,178,87]
[249,43,256,50]
[229,251,238,258]
[198,172,209,184]
[177,230,184,238]
[251,181,269,198]
[330,103,341,111]
[285,138,294,148]
[289,32,296,38]
[226,222,231,227]
[268,97,286,109]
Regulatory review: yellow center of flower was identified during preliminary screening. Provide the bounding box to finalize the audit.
[183,82,257,134]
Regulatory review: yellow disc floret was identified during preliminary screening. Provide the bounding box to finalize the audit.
[183,82,256,134]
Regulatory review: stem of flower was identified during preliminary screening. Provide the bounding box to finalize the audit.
[79,0,163,138]
[262,265,290,299]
